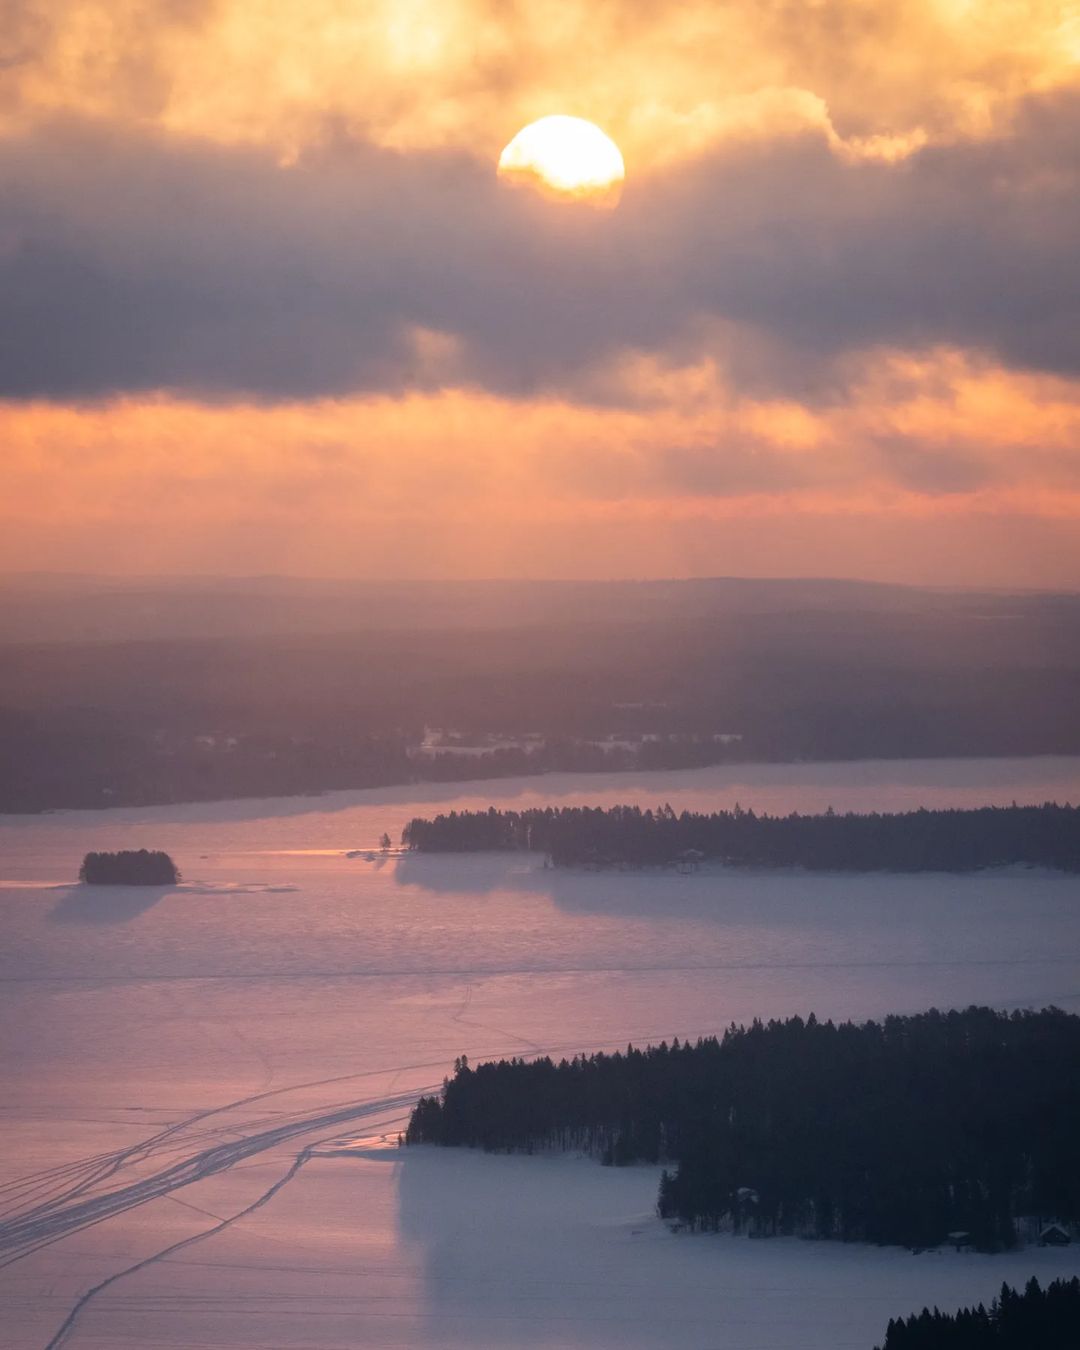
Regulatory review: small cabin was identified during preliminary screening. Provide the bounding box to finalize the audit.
[1039,1222,1072,1247]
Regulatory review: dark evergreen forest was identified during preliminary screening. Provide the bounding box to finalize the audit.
[876,1277,1080,1349]
[401,802,1080,872]
[406,1008,1080,1252]
[79,850,180,884]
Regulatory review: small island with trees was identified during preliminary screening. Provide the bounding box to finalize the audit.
[79,850,181,885]
[401,801,1080,873]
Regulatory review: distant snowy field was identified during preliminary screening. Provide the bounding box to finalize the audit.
[2,757,1079,1348]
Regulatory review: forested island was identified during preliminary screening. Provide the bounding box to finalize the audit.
[877,1277,1080,1349]
[406,1007,1080,1252]
[79,850,180,885]
[401,802,1080,872]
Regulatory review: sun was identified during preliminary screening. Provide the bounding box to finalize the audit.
[497,116,625,206]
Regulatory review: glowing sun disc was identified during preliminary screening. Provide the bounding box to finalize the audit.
[498,115,625,204]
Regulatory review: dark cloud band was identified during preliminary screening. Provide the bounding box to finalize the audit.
[1,94,1079,403]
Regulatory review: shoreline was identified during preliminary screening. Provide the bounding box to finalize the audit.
[4,750,1080,825]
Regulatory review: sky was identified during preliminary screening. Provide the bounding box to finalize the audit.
[3,0,1080,586]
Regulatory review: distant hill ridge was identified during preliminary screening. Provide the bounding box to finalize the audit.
[4,575,1080,812]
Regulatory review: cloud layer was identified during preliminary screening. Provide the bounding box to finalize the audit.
[6,0,1079,161]
[3,92,1080,405]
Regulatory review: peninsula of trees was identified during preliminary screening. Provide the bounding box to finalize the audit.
[876,1278,1080,1349]
[401,802,1080,872]
[79,850,180,885]
[406,1007,1080,1253]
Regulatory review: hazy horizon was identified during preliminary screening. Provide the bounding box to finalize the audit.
[4,569,1080,596]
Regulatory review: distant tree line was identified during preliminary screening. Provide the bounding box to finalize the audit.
[0,710,746,813]
[406,1007,1080,1252]
[79,850,180,885]
[877,1277,1080,1349]
[401,802,1080,872]
[6,583,1080,813]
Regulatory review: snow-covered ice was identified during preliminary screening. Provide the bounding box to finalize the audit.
[2,757,1079,1348]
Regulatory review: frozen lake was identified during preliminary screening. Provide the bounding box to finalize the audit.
[2,757,1079,1348]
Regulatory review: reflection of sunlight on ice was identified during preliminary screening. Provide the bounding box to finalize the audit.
[322,1133,403,1157]
[179,880,301,893]
[232,847,407,857]
[0,880,73,888]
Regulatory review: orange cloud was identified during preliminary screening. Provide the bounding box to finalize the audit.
[2,347,1079,583]
[4,1,1079,167]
